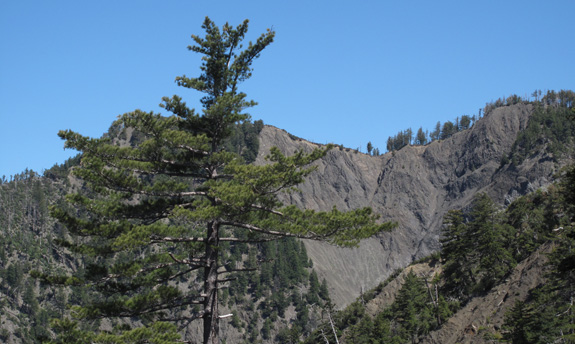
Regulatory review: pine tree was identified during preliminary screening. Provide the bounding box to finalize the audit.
[347,316,373,344]
[460,115,472,130]
[440,194,516,298]
[440,121,455,140]
[392,271,433,343]
[319,278,330,301]
[431,121,441,141]
[404,128,413,145]
[415,127,427,145]
[47,17,394,344]
[502,300,539,343]
[440,210,475,298]
[469,193,515,292]
[307,270,321,304]
[367,141,373,155]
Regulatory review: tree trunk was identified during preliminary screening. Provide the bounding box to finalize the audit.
[203,221,220,344]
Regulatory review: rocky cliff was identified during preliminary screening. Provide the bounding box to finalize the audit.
[256,103,559,307]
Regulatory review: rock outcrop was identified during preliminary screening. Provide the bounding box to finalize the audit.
[257,103,559,306]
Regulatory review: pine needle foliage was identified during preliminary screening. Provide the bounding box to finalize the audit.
[45,17,394,344]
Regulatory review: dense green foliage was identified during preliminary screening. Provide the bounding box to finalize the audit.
[220,237,331,341]
[223,119,264,163]
[500,165,575,343]
[441,194,516,298]
[440,182,572,305]
[508,103,575,166]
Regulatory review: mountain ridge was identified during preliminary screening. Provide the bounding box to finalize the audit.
[256,103,561,306]
[1,100,572,343]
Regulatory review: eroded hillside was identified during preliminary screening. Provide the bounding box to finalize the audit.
[257,103,561,306]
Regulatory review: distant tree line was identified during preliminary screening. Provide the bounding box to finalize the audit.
[483,89,575,116]
[369,89,575,155]
[383,114,475,153]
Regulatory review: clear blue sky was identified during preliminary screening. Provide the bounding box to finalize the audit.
[1,1,574,178]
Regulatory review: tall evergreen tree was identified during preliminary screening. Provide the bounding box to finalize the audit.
[460,115,472,130]
[440,210,475,299]
[404,128,413,145]
[440,121,456,140]
[502,300,540,343]
[415,127,427,145]
[469,193,515,291]
[431,121,441,141]
[47,17,394,344]
[440,194,515,298]
[392,271,434,343]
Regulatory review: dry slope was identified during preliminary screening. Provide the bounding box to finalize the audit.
[257,103,559,307]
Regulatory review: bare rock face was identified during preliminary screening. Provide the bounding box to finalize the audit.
[257,103,559,307]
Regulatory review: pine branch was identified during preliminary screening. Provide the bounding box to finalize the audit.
[150,235,207,244]
[220,220,318,240]
[216,277,236,283]
[167,252,208,268]
[242,203,284,216]
[218,236,277,243]
[217,266,258,274]
[86,296,205,320]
